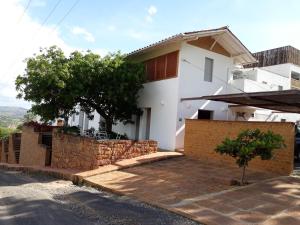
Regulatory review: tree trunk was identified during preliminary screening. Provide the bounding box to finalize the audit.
[63,116,69,127]
[241,165,246,185]
[105,118,113,134]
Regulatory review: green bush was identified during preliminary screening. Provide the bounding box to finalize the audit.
[0,127,15,140]
[109,131,128,140]
[215,129,285,185]
[57,126,80,136]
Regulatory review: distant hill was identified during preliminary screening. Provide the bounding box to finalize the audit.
[0,106,28,128]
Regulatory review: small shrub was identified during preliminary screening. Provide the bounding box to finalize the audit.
[58,126,80,136]
[0,127,14,140]
[109,131,128,140]
[215,129,285,185]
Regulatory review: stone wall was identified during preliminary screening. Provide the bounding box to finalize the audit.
[52,132,158,170]
[19,126,48,166]
[184,119,295,175]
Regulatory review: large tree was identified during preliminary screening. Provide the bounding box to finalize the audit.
[16,47,145,133]
[75,52,145,133]
[15,46,76,123]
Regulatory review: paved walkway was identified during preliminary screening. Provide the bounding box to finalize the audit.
[0,151,182,183]
[84,157,300,225]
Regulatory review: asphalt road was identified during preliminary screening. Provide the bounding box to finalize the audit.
[0,169,200,225]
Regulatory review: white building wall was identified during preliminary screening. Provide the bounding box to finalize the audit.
[290,64,300,75]
[229,68,290,93]
[87,111,101,130]
[255,68,290,89]
[227,66,300,123]
[262,63,292,78]
[175,42,234,149]
[113,78,179,150]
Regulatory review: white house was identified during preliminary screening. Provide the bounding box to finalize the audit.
[231,46,300,123]
[69,28,300,151]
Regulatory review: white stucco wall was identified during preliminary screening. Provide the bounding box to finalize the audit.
[261,63,300,89]
[87,111,101,130]
[113,78,179,150]
[262,63,293,78]
[175,42,235,149]
[255,68,290,89]
[229,68,290,93]
[230,107,300,123]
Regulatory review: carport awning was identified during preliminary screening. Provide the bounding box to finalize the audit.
[181,90,300,114]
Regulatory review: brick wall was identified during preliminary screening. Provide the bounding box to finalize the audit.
[52,132,158,170]
[184,119,295,175]
[0,139,9,163]
[0,140,2,162]
[7,135,17,164]
[19,126,48,166]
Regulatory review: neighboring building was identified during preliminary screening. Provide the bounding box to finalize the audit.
[245,46,300,90]
[69,28,300,151]
[235,46,300,123]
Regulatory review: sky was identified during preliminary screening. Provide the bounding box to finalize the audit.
[1,0,300,109]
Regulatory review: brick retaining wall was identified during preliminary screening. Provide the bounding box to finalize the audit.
[19,126,48,166]
[0,140,2,162]
[51,132,158,170]
[184,119,295,175]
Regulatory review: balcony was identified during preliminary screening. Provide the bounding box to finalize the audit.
[291,78,300,89]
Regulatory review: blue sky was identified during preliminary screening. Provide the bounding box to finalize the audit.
[25,0,300,53]
[1,0,300,108]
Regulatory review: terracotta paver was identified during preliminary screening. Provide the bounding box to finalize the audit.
[84,157,300,225]
[75,151,182,180]
[0,151,182,184]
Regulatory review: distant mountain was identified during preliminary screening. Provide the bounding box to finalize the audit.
[0,106,28,128]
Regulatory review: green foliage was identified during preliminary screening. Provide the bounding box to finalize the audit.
[57,126,80,136]
[15,46,145,133]
[15,46,76,122]
[215,129,285,184]
[109,131,128,140]
[76,52,145,132]
[0,127,15,140]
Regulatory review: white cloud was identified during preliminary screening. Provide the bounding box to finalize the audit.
[0,0,74,108]
[71,26,95,42]
[148,5,157,16]
[145,5,157,23]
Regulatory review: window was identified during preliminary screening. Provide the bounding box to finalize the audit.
[278,85,283,91]
[72,114,75,122]
[145,51,178,82]
[291,71,300,80]
[197,110,213,119]
[204,57,213,82]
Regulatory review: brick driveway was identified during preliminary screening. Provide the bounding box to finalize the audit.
[84,157,300,225]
